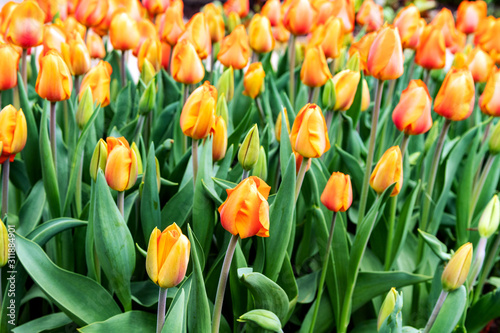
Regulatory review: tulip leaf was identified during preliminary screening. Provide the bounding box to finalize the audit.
[161,69,181,106]
[429,287,466,333]
[417,229,450,261]
[238,309,283,333]
[279,108,293,177]
[277,253,299,322]
[161,180,193,228]
[279,91,296,121]
[141,142,161,240]
[202,179,223,206]
[465,288,500,333]
[163,289,186,333]
[11,312,72,333]
[335,144,364,195]
[214,145,234,196]
[109,83,132,132]
[227,105,254,159]
[17,180,46,236]
[345,71,364,127]
[78,311,156,332]
[27,218,87,247]
[16,235,121,327]
[212,178,238,191]
[93,171,136,311]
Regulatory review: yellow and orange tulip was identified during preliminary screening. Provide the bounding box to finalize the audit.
[468,47,494,83]
[370,146,403,196]
[243,62,266,99]
[393,4,420,49]
[415,25,446,70]
[261,0,281,27]
[137,38,162,73]
[283,0,314,36]
[180,81,217,140]
[105,136,138,192]
[223,0,249,18]
[0,105,27,164]
[0,43,20,91]
[203,3,225,43]
[36,50,73,102]
[143,0,169,17]
[275,108,290,143]
[367,25,404,81]
[321,172,353,212]
[79,60,112,107]
[86,30,106,59]
[290,103,330,158]
[178,13,211,60]
[392,80,432,136]
[171,39,205,84]
[300,46,332,88]
[109,12,140,51]
[211,116,228,162]
[75,0,108,27]
[159,0,185,46]
[456,1,487,35]
[7,0,45,49]
[248,14,275,54]
[332,69,361,111]
[434,67,475,121]
[217,25,251,70]
[479,67,500,117]
[308,17,343,59]
[356,0,384,32]
[62,32,91,76]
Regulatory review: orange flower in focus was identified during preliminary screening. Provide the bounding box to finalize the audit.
[211,116,228,162]
[143,0,169,16]
[393,4,420,48]
[36,50,73,102]
[349,31,377,72]
[434,67,475,121]
[109,12,140,51]
[331,0,354,33]
[290,103,330,158]
[178,13,211,60]
[0,43,20,91]
[75,0,108,27]
[37,0,67,23]
[367,25,404,81]
[217,25,251,70]
[79,60,112,107]
[105,136,138,192]
[218,176,271,238]
[275,108,290,143]
[332,69,361,111]
[248,14,275,54]
[467,47,494,83]
[283,0,314,36]
[321,172,353,212]
[223,0,249,18]
[479,67,500,117]
[294,152,311,174]
[308,17,343,59]
[415,25,446,70]
[0,105,27,164]
[243,62,266,99]
[203,3,225,43]
[86,30,106,59]
[370,146,403,196]
[171,40,205,84]
[406,18,425,50]
[138,38,162,72]
[261,0,281,26]
[159,0,185,46]
[180,81,217,140]
[62,32,91,76]
[133,18,157,57]
[356,0,384,32]
[456,1,487,35]
[392,80,432,136]
[300,46,332,87]
[7,0,45,49]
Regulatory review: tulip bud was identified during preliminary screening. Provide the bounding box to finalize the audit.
[441,243,473,292]
[489,123,500,155]
[274,23,291,43]
[0,105,27,164]
[238,124,260,171]
[217,67,234,102]
[171,40,205,85]
[143,0,169,16]
[137,38,162,73]
[478,195,500,238]
[307,17,344,60]
[141,59,156,86]
[248,14,275,54]
[243,63,266,99]
[211,116,228,162]
[0,219,7,267]
[217,25,251,70]
[456,1,487,35]
[275,108,290,143]
[261,0,280,26]
[203,3,225,43]
[290,104,330,158]
[139,81,156,116]
[79,60,112,108]
[89,139,107,182]
[392,80,433,136]
[216,94,229,126]
[346,52,361,72]
[104,137,139,192]
[177,13,211,60]
[367,25,404,81]
[332,70,361,111]
[36,50,73,102]
[180,81,217,140]
[377,288,400,331]
[434,68,475,121]
[86,30,106,59]
[251,146,268,181]
[226,12,241,33]
[7,0,45,49]
[284,0,314,36]
[322,79,336,111]
[131,142,143,175]
[468,47,494,83]
[415,26,446,70]
[75,0,108,28]
[370,146,403,196]
[394,4,421,49]
[218,176,271,238]
[0,43,20,92]
[480,67,500,117]
[109,12,140,51]
[146,224,191,289]
[62,32,91,77]
[300,46,332,88]
[406,18,426,50]
[76,87,94,130]
[321,172,353,212]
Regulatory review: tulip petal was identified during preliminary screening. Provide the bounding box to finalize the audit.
[146,227,161,284]
[157,234,190,289]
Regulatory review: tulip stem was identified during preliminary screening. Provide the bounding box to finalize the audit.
[384,196,397,271]
[74,75,80,94]
[358,79,384,223]
[255,98,265,126]
[120,51,127,88]
[309,212,337,333]
[468,237,487,294]
[242,169,249,180]
[156,287,168,333]
[474,230,500,303]
[134,115,146,144]
[288,35,296,107]
[329,58,336,75]
[75,152,84,217]
[295,157,309,203]
[308,87,320,104]
[469,155,495,223]
[212,234,239,333]
[423,290,448,333]
[1,160,10,218]
[424,69,431,86]
[50,102,58,170]
[117,191,125,217]
[400,134,410,158]
[21,49,27,89]
[192,139,199,186]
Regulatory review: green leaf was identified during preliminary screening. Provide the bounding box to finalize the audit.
[141,142,161,240]
[212,178,238,191]
[227,105,254,158]
[78,311,156,332]
[417,229,450,261]
[27,218,87,247]
[17,180,46,236]
[429,287,466,333]
[466,288,500,333]
[93,171,136,311]
[276,253,299,323]
[297,271,320,304]
[161,180,193,228]
[109,83,132,132]
[16,235,121,327]
[345,71,364,127]
[202,179,223,206]
[238,309,283,333]
[12,312,71,333]
[336,144,364,195]
[163,289,187,333]
[279,108,293,176]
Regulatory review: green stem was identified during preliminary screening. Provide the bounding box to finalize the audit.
[212,234,239,333]
[469,155,495,223]
[358,79,384,222]
[474,230,500,303]
[50,102,58,171]
[242,169,249,180]
[423,290,448,333]
[468,237,487,294]
[255,97,265,126]
[400,134,410,158]
[295,157,309,203]
[21,49,27,89]
[309,87,320,104]
[192,139,199,187]
[120,50,127,88]
[133,115,145,144]
[424,69,431,86]
[74,75,80,94]
[288,35,296,107]
[407,59,416,84]
[1,159,10,218]
[329,58,336,75]
[75,152,84,217]
[309,212,337,333]
[384,196,398,271]
[156,288,168,333]
[117,191,125,217]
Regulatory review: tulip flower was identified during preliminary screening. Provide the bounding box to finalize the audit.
[349,32,377,72]
[415,25,446,70]
[133,18,157,57]
[238,124,260,171]
[178,13,211,60]
[171,40,205,85]
[0,2,18,37]
[41,24,66,56]
[290,104,330,158]
[361,80,370,112]
[283,0,314,36]
[431,8,466,54]
[377,288,401,331]
[474,16,495,50]
[0,43,20,92]
[442,243,473,292]
[261,0,280,26]
[203,3,225,43]
[275,108,290,143]
[456,1,487,35]
[331,0,354,33]
[434,68,475,121]
[75,0,108,27]
[0,219,7,267]
[159,0,185,46]
[217,25,251,70]
[109,12,140,51]
[467,47,494,83]
[90,138,107,182]
[367,25,404,81]
[243,62,266,99]
[312,0,335,27]
[489,122,500,154]
[406,18,426,50]
[105,136,138,192]
[248,14,275,54]
[321,172,352,212]
[6,0,45,49]
[36,50,73,102]
[332,69,361,111]
[370,146,403,196]
[0,105,27,164]
[308,17,343,60]
[274,23,291,43]
[37,0,68,22]
[478,195,500,239]
[180,81,217,140]
[79,60,112,108]
[211,116,228,162]
[137,38,162,73]
[300,46,332,88]
[393,4,420,49]
[223,0,249,18]
[62,32,91,82]
[143,0,169,17]
[392,80,432,136]
[479,67,500,117]
[86,30,106,59]
[356,0,384,32]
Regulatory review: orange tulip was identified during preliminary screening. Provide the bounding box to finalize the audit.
[146,224,190,289]
[109,12,140,51]
[415,25,446,70]
[79,60,112,107]
[275,108,290,143]
[456,1,487,35]
[406,18,425,50]
[434,67,475,121]
[223,0,249,18]
[300,46,332,88]
[0,2,18,37]
[86,29,106,59]
[0,105,27,164]
[67,0,78,15]
[370,146,403,196]
[274,23,291,43]
[36,50,72,102]
[349,31,377,72]
[75,0,108,27]
[133,18,157,57]
[62,32,91,76]
[321,172,353,212]
[290,103,330,158]
[180,81,217,140]
[178,13,211,60]
[160,42,171,71]
[105,136,138,192]
[0,43,20,91]
[243,62,266,99]
[143,0,169,16]
[91,0,145,36]
[356,0,384,32]
[7,0,45,49]
[261,0,281,27]
[283,0,314,36]
[40,24,66,58]
[479,67,500,117]
[217,25,251,70]
[248,14,275,54]
[203,3,225,43]
[331,0,354,33]
[37,0,67,23]
[308,17,343,59]
[392,80,432,136]
[332,69,360,111]
[393,4,420,49]
[431,8,466,53]
[218,176,271,238]
[367,25,404,81]
[137,38,162,73]
[171,39,205,84]
[211,116,228,162]
[476,18,500,63]
[159,0,185,46]
[60,16,87,40]
[312,0,335,27]
[468,47,494,83]
[474,16,495,49]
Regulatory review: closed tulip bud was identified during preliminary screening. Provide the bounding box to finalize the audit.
[217,25,251,70]
[356,0,384,32]
[104,136,138,192]
[480,67,500,117]
[76,87,94,130]
[178,13,211,60]
[478,195,500,238]
[171,40,205,85]
[290,104,330,158]
[180,81,217,140]
[143,0,169,16]
[243,63,265,99]
[367,25,404,81]
[216,94,229,125]
[131,142,143,175]
[489,122,500,155]
[261,0,281,27]
[457,1,487,35]
[361,79,370,112]
[394,4,420,49]
[226,12,241,33]
[442,243,473,292]
[62,32,91,76]
[146,224,190,289]
[75,0,108,28]
[275,108,290,143]
[284,0,314,36]
[203,3,225,43]
[251,146,268,181]
[370,146,403,196]
[415,26,446,70]
[0,43,20,91]
[434,68,475,121]
[392,80,432,135]
[218,176,271,238]
[0,105,27,164]
[332,70,360,111]
[300,46,332,88]
[321,172,352,212]
[79,60,112,107]
[86,30,106,59]
[238,124,260,171]
[0,219,7,267]
[468,48,494,83]
[223,0,249,18]
[110,12,140,51]
[218,67,235,102]
[349,32,377,72]
[331,0,354,33]
[89,138,107,181]
[248,14,275,54]
[377,288,400,331]
[406,18,426,50]
[322,79,337,111]
[137,38,162,73]
[211,116,228,162]
[139,80,156,116]
[36,50,73,102]
[141,59,156,86]
[160,0,185,46]
[7,0,45,49]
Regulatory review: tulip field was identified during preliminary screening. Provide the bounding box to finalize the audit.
[1,0,500,332]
